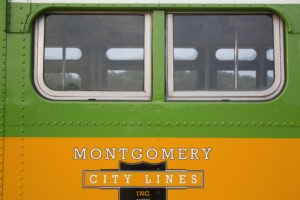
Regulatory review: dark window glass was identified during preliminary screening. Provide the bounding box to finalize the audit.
[43,14,144,91]
[173,15,274,91]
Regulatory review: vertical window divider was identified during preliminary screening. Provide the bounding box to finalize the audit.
[62,47,66,90]
[152,11,165,102]
[234,30,239,90]
[144,13,152,99]
[166,14,174,98]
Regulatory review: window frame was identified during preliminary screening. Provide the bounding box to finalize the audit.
[166,13,285,101]
[34,13,152,101]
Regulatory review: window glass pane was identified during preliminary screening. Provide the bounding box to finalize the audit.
[174,70,198,90]
[107,70,143,91]
[66,48,82,60]
[43,14,145,91]
[266,48,274,61]
[106,48,144,60]
[267,70,274,87]
[174,48,198,60]
[44,47,63,60]
[173,15,274,91]
[44,47,82,60]
[216,70,256,90]
[215,48,257,61]
[44,73,81,90]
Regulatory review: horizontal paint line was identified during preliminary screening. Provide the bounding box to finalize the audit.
[8,0,300,4]
[2,128,300,138]
[3,124,300,128]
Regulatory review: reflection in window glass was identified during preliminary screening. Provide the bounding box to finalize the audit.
[215,48,257,61]
[106,48,144,61]
[66,48,82,60]
[173,15,275,91]
[105,47,198,61]
[44,47,63,60]
[43,14,145,91]
[174,70,198,90]
[174,48,198,60]
[217,70,256,90]
[266,48,274,61]
[44,73,81,90]
[44,47,82,60]
[267,70,274,87]
[107,70,143,90]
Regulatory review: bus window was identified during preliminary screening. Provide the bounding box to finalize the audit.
[167,14,285,101]
[34,13,152,101]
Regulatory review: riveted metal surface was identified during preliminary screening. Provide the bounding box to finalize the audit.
[0,0,7,199]
[7,3,31,33]
[5,3,300,33]
[6,32,30,143]
[0,4,6,139]
[1,2,299,139]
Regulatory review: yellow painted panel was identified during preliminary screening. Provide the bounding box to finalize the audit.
[3,137,300,200]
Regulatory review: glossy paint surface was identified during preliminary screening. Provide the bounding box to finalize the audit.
[0,2,300,200]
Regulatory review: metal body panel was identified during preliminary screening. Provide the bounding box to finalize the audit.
[7,0,300,4]
[1,2,300,200]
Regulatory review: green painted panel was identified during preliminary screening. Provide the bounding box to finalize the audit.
[6,3,300,33]
[6,33,30,128]
[4,34,300,128]
[0,2,7,199]
[7,3,31,33]
[4,4,300,138]
[152,11,165,102]
[0,0,6,32]
[0,0,7,137]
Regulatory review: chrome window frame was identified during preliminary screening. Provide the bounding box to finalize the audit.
[34,13,152,101]
[166,13,285,101]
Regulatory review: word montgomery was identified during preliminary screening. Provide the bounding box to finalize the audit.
[74,147,212,160]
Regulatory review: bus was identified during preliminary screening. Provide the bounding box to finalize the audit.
[0,0,299,200]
